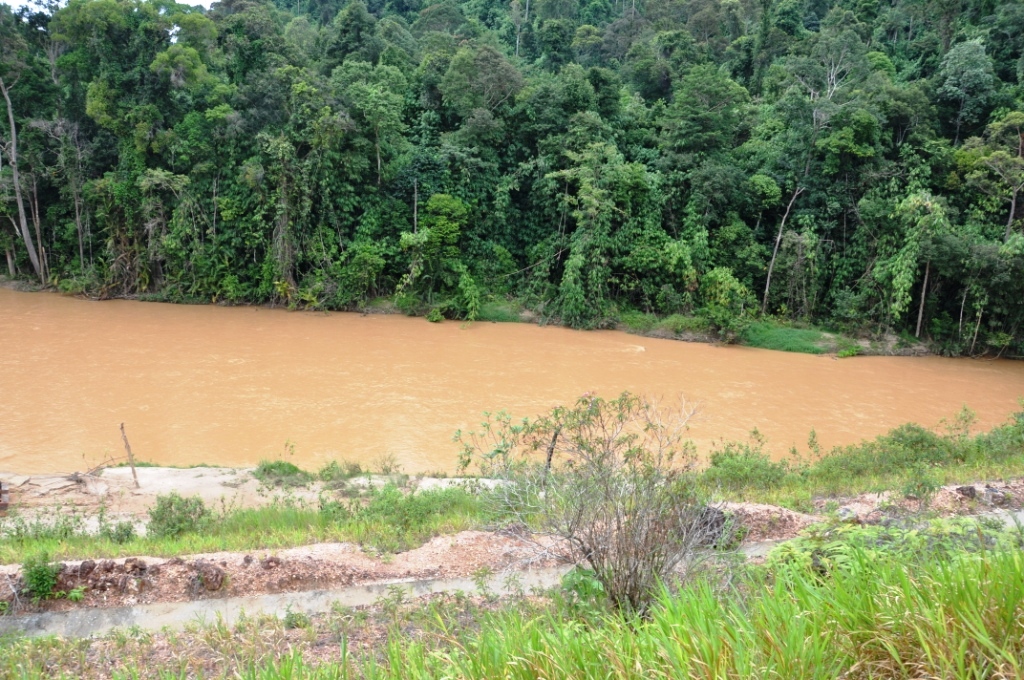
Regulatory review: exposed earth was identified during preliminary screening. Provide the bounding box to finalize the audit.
[1,466,1022,617]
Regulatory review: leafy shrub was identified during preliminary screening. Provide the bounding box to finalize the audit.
[103,521,137,545]
[699,267,753,341]
[560,567,607,616]
[476,300,521,323]
[458,392,727,615]
[21,552,61,601]
[704,443,791,490]
[810,424,954,483]
[318,498,351,522]
[147,493,211,539]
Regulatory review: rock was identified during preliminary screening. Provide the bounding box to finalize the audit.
[78,560,96,578]
[243,555,254,567]
[261,556,282,569]
[192,560,226,591]
[97,559,116,573]
[694,505,729,547]
[124,558,147,576]
[955,485,977,499]
[982,486,1011,507]
[836,507,860,523]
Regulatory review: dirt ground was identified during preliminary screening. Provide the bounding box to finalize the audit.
[1,467,1021,615]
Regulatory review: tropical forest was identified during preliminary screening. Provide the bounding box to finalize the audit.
[1,0,1023,354]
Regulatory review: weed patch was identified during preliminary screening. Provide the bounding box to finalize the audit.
[742,321,826,353]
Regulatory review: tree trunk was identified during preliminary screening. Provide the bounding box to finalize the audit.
[0,79,41,277]
[915,259,930,338]
[958,287,968,339]
[73,187,85,269]
[1005,187,1018,242]
[5,248,14,277]
[970,309,983,355]
[30,174,46,282]
[761,186,804,315]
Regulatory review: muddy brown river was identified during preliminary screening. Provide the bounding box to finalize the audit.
[2,288,1023,475]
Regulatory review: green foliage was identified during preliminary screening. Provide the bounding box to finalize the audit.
[705,441,791,491]
[146,493,211,539]
[699,268,753,340]
[21,552,61,602]
[282,607,312,630]
[767,516,1024,574]
[102,521,138,545]
[351,484,482,553]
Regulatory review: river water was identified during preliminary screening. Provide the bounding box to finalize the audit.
[2,288,1023,475]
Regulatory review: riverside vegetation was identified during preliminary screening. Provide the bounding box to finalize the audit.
[3,0,1024,354]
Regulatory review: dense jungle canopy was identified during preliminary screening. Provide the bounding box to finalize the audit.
[1,0,1023,353]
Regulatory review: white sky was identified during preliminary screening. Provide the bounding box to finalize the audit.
[5,0,215,11]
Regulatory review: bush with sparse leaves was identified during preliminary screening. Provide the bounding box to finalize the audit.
[458,392,732,615]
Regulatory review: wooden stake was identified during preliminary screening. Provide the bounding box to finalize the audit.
[120,423,140,489]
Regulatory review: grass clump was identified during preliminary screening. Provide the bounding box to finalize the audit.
[741,321,826,353]
[254,460,314,488]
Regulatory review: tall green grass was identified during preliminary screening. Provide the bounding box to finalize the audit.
[351,550,1024,679]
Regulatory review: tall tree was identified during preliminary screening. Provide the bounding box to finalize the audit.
[0,6,42,278]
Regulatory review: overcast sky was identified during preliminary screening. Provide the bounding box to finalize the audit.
[5,0,215,11]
